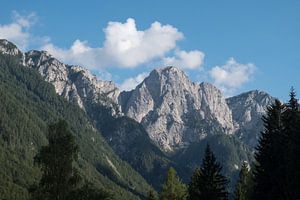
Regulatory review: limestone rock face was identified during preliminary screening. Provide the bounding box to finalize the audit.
[0,39,276,151]
[0,39,22,56]
[226,90,275,147]
[24,50,121,115]
[119,67,235,151]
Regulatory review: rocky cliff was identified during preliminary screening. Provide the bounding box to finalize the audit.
[227,90,275,147]
[119,67,235,151]
[24,49,121,116]
[0,39,275,151]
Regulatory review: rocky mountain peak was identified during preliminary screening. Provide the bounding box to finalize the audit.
[226,90,275,147]
[0,39,22,56]
[154,66,188,79]
[24,48,121,115]
[150,66,191,87]
[119,66,235,151]
[0,40,276,151]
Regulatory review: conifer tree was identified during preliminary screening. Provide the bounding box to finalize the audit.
[188,144,229,200]
[283,88,300,199]
[253,100,288,199]
[159,167,187,200]
[32,120,80,200]
[234,162,249,200]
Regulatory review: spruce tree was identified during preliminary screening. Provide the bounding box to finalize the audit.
[253,99,289,199]
[32,120,80,200]
[234,162,249,200]
[159,167,187,200]
[188,144,229,200]
[283,88,300,199]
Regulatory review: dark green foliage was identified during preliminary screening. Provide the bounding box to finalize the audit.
[253,92,300,200]
[188,145,229,200]
[234,162,250,200]
[85,102,176,190]
[284,88,300,199]
[70,183,113,200]
[159,167,187,200]
[174,134,252,195]
[253,100,289,199]
[32,120,80,200]
[0,53,152,200]
[147,190,158,200]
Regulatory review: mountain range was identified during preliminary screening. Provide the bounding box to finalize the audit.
[0,39,276,199]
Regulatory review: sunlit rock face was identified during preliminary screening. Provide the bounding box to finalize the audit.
[24,50,121,116]
[227,90,275,147]
[0,39,275,152]
[119,66,235,151]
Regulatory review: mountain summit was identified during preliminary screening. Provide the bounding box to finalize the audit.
[0,40,275,152]
[0,39,277,196]
[119,66,235,151]
[24,49,121,116]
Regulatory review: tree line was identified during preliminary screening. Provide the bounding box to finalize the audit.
[29,120,112,200]
[30,89,300,200]
[148,88,300,200]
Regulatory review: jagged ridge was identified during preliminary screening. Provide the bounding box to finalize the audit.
[0,39,276,151]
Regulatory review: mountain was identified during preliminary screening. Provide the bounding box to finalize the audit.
[0,39,276,195]
[0,39,175,191]
[119,67,235,151]
[0,39,153,200]
[227,90,276,147]
[24,49,121,116]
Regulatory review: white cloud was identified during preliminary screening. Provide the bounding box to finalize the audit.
[0,11,49,50]
[42,40,100,69]
[119,72,148,91]
[11,11,37,28]
[0,12,34,50]
[210,57,256,95]
[163,49,205,69]
[43,18,184,69]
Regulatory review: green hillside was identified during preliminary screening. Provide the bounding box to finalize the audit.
[0,52,153,200]
[173,134,253,195]
[84,102,177,190]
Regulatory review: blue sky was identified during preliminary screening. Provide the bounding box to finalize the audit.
[0,0,299,100]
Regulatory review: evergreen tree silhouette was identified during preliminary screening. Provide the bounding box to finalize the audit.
[188,144,228,200]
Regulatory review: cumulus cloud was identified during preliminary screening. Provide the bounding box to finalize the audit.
[163,49,205,69]
[0,12,35,50]
[43,18,184,69]
[119,72,148,91]
[210,57,256,95]
[42,40,100,69]
[0,11,49,50]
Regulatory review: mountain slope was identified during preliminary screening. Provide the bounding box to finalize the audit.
[173,133,253,196]
[0,47,153,200]
[24,49,121,116]
[226,90,275,147]
[0,39,275,196]
[119,66,235,151]
[0,39,174,190]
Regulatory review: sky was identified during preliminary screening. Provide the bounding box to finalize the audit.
[0,0,299,100]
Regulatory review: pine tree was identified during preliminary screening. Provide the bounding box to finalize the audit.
[287,87,298,111]
[31,120,80,200]
[234,162,249,200]
[253,99,289,199]
[188,144,229,200]
[283,88,300,199]
[159,167,187,200]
